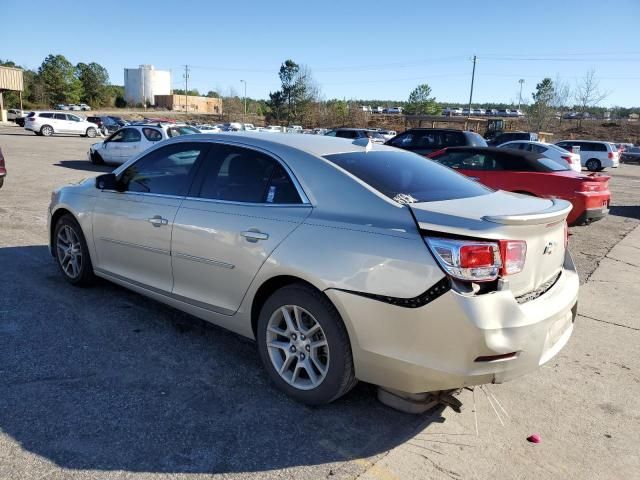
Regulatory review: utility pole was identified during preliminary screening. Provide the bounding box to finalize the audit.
[240,79,247,122]
[467,55,476,117]
[518,79,525,110]
[183,65,190,114]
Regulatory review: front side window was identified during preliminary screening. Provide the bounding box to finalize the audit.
[324,150,490,203]
[121,128,142,143]
[194,145,301,204]
[118,143,206,196]
[68,115,81,122]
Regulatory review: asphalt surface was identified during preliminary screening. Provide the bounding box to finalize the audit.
[0,123,639,479]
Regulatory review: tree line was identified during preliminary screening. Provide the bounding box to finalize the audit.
[1,55,123,109]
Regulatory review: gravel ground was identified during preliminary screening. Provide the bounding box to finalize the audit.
[0,124,638,479]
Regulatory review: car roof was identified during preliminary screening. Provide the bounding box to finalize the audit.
[163,131,397,157]
[405,128,469,133]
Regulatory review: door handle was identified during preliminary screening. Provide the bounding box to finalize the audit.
[241,230,269,242]
[148,215,169,227]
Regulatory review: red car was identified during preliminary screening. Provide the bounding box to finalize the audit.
[428,147,610,225]
[0,146,6,188]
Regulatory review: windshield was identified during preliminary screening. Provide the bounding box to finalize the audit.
[537,157,569,171]
[365,131,384,139]
[323,150,491,203]
[467,132,488,147]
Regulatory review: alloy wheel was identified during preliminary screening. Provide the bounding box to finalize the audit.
[41,125,53,136]
[266,305,330,390]
[56,225,83,279]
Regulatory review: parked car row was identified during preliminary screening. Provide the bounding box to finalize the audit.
[444,107,525,117]
[54,103,92,111]
[24,111,100,138]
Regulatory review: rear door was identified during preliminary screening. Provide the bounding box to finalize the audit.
[171,143,312,314]
[67,114,85,134]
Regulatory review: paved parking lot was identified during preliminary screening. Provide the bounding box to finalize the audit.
[1,124,639,479]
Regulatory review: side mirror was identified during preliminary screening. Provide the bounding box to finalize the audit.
[95,173,122,191]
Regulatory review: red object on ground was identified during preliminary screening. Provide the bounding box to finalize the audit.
[527,434,542,443]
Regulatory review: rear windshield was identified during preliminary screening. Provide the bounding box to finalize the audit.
[323,150,491,203]
[537,157,569,171]
[467,132,488,146]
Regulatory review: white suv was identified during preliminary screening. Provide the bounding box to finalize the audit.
[88,123,200,165]
[24,111,100,138]
[555,140,620,171]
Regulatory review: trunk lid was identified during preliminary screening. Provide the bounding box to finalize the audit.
[411,191,572,297]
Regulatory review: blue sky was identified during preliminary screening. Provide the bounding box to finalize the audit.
[2,0,639,106]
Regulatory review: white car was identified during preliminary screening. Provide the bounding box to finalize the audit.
[243,123,256,131]
[555,140,620,171]
[78,103,91,111]
[7,109,26,121]
[288,125,303,133]
[24,111,100,138]
[88,123,200,165]
[498,141,582,173]
[378,129,397,141]
[264,126,284,133]
[67,104,82,111]
[197,125,221,133]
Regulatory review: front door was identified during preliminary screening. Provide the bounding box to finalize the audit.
[66,114,85,134]
[53,113,71,133]
[92,142,209,292]
[171,143,312,314]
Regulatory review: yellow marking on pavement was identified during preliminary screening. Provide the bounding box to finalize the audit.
[319,439,400,480]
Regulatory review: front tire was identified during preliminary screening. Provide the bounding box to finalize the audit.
[53,214,94,286]
[586,158,602,172]
[40,125,54,137]
[86,127,97,138]
[90,151,104,165]
[257,284,356,405]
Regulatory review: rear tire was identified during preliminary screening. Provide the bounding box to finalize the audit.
[40,125,54,137]
[53,214,94,287]
[256,284,357,405]
[86,127,97,138]
[586,158,601,172]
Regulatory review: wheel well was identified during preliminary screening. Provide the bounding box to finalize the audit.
[250,275,322,337]
[40,124,53,132]
[513,190,536,196]
[49,208,73,257]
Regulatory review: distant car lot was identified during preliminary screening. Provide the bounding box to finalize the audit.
[0,124,639,479]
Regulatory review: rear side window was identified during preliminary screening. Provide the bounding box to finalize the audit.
[582,142,606,152]
[142,128,163,141]
[194,145,301,204]
[324,150,490,203]
[40,113,54,118]
[336,130,357,139]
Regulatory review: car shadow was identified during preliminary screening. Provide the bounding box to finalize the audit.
[55,160,114,173]
[0,244,446,475]
[609,205,640,221]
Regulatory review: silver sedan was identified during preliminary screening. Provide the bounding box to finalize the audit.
[49,133,579,405]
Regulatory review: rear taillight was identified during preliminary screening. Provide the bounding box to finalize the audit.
[560,154,572,165]
[499,240,527,275]
[579,181,604,192]
[608,151,618,159]
[425,237,526,282]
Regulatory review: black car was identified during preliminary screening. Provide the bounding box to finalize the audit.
[385,128,487,156]
[488,131,538,146]
[87,116,122,135]
[325,128,386,143]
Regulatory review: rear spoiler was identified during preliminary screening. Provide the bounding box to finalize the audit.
[482,198,572,226]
